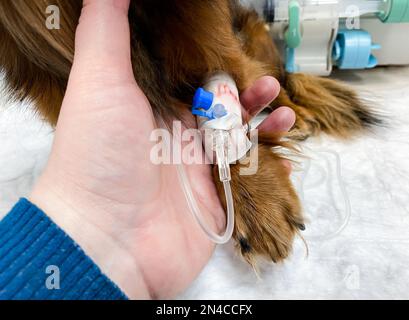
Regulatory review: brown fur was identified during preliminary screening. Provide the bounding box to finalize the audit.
[0,0,379,264]
[275,73,382,140]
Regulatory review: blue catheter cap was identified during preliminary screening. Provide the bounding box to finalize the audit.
[193,88,214,111]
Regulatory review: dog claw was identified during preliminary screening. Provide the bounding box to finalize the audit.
[297,223,306,231]
[239,237,252,254]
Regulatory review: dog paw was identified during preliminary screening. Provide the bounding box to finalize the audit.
[214,136,304,265]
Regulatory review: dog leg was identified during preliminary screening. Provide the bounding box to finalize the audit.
[275,73,382,140]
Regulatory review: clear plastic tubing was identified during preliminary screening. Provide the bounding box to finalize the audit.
[176,156,235,244]
[337,0,387,17]
[272,0,387,21]
[159,118,235,244]
[176,129,234,244]
[300,147,352,241]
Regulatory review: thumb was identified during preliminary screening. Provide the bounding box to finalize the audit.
[70,0,132,82]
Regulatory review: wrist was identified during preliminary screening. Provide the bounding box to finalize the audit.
[30,174,152,300]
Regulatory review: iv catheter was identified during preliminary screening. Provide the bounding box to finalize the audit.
[178,72,252,244]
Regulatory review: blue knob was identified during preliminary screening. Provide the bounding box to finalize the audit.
[333,29,381,70]
[193,88,214,111]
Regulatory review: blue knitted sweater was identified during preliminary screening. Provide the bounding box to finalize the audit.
[0,199,128,300]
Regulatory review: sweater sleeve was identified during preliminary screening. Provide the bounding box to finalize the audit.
[0,199,128,300]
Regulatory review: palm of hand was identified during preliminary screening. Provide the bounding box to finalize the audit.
[37,78,226,299]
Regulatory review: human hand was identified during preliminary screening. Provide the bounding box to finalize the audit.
[30,0,295,299]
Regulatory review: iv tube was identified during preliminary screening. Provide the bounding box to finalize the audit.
[176,159,235,244]
[337,0,387,17]
[176,130,235,244]
[299,147,352,241]
[159,117,235,244]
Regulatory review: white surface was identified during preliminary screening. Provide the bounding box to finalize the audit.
[1,67,409,299]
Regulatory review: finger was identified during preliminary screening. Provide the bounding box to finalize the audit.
[240,76,281,117]
[257,107,296,133]
[70,0,132,81]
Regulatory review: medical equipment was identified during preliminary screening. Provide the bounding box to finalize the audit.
[180,72,252,244]
[261,0,409,75]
